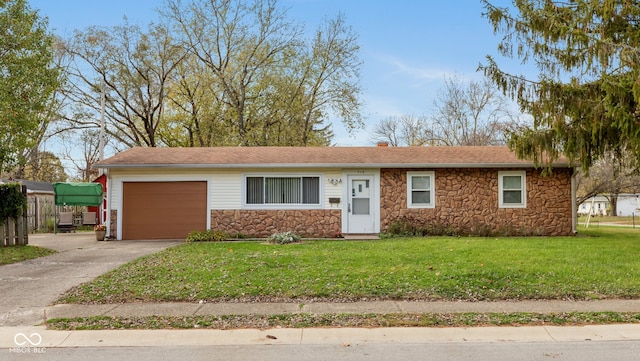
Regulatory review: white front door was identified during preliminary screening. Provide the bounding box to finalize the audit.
[346,175,376,233]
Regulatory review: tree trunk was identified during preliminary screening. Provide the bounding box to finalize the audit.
[608,194,619,217]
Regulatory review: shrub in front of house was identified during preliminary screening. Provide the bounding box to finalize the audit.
[267,231,301,245]
[385,215,461,237]
[385,216,423,237]
[185,230,229,242]
[384,215,542,237]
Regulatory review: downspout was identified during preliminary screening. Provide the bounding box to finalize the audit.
[571,169,577,234]
[105,170,112,240]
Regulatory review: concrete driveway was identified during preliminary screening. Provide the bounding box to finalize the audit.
[0,233,180,326]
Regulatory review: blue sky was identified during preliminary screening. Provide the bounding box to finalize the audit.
[28,0,516,146]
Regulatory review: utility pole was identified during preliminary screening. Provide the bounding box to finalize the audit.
[98,78,105,163]
[98,79,107,227]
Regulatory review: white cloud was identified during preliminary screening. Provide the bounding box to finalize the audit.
[375,54,449,85]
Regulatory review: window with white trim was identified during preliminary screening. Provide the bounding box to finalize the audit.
[245,176,320,206]
[407,171,435,208]
[498,171,526,208]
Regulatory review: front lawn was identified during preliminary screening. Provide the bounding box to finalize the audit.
[0,245,56,265]
[57,226,640,304]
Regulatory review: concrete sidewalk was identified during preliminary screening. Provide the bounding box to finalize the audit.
[45,299,640,320]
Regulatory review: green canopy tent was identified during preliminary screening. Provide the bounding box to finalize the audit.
[53,183,104,233]
[53,182,103,206]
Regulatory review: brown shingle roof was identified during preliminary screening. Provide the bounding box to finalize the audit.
[95,146,569,169]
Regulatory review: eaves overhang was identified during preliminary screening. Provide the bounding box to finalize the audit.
[96,162,571,169]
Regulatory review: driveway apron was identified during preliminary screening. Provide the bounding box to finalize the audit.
[0,233,180,326]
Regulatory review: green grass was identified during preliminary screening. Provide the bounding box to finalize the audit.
[579,215,640,225]
[46,312,640,330]
[57,226,640,304]
[0,245,56,265]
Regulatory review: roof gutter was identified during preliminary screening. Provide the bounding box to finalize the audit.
[95,162,571,169]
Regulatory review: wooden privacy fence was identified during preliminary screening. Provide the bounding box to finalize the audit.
[27,194,55,232]
[1,184,28,246]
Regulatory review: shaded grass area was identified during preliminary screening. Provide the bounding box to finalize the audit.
[0,245,56,265]
[57,226,640,304]
[47,312,640,330]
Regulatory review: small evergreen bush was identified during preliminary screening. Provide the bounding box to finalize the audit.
[185,230,229,242]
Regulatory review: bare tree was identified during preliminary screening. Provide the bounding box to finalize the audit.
[288,13,362,145]
[160,53,225,147]
[60,129,111,182]
[371,115,434,146]
[370,76,520,147]
[63,21,186,147]
[371,117,401,146]
[163,0,362,146]
[430,76,519,146]
[165,0,302,146]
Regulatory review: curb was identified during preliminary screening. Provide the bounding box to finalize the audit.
[2,324,640,348]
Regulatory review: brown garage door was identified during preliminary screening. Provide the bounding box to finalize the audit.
[122,181,207,240]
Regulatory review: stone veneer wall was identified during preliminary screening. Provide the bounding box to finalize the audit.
[380,168,573,236]
[210,209,342,238]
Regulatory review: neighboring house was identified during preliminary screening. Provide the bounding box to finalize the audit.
[94,146,576,240]
[578,194,640,217]
[578,196,609,216]
[0,179,55,232]
[615,194,640,216]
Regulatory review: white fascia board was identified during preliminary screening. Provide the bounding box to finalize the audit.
[97,162,570,169]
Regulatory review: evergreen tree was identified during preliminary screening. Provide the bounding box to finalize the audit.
[481,0,640,171]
